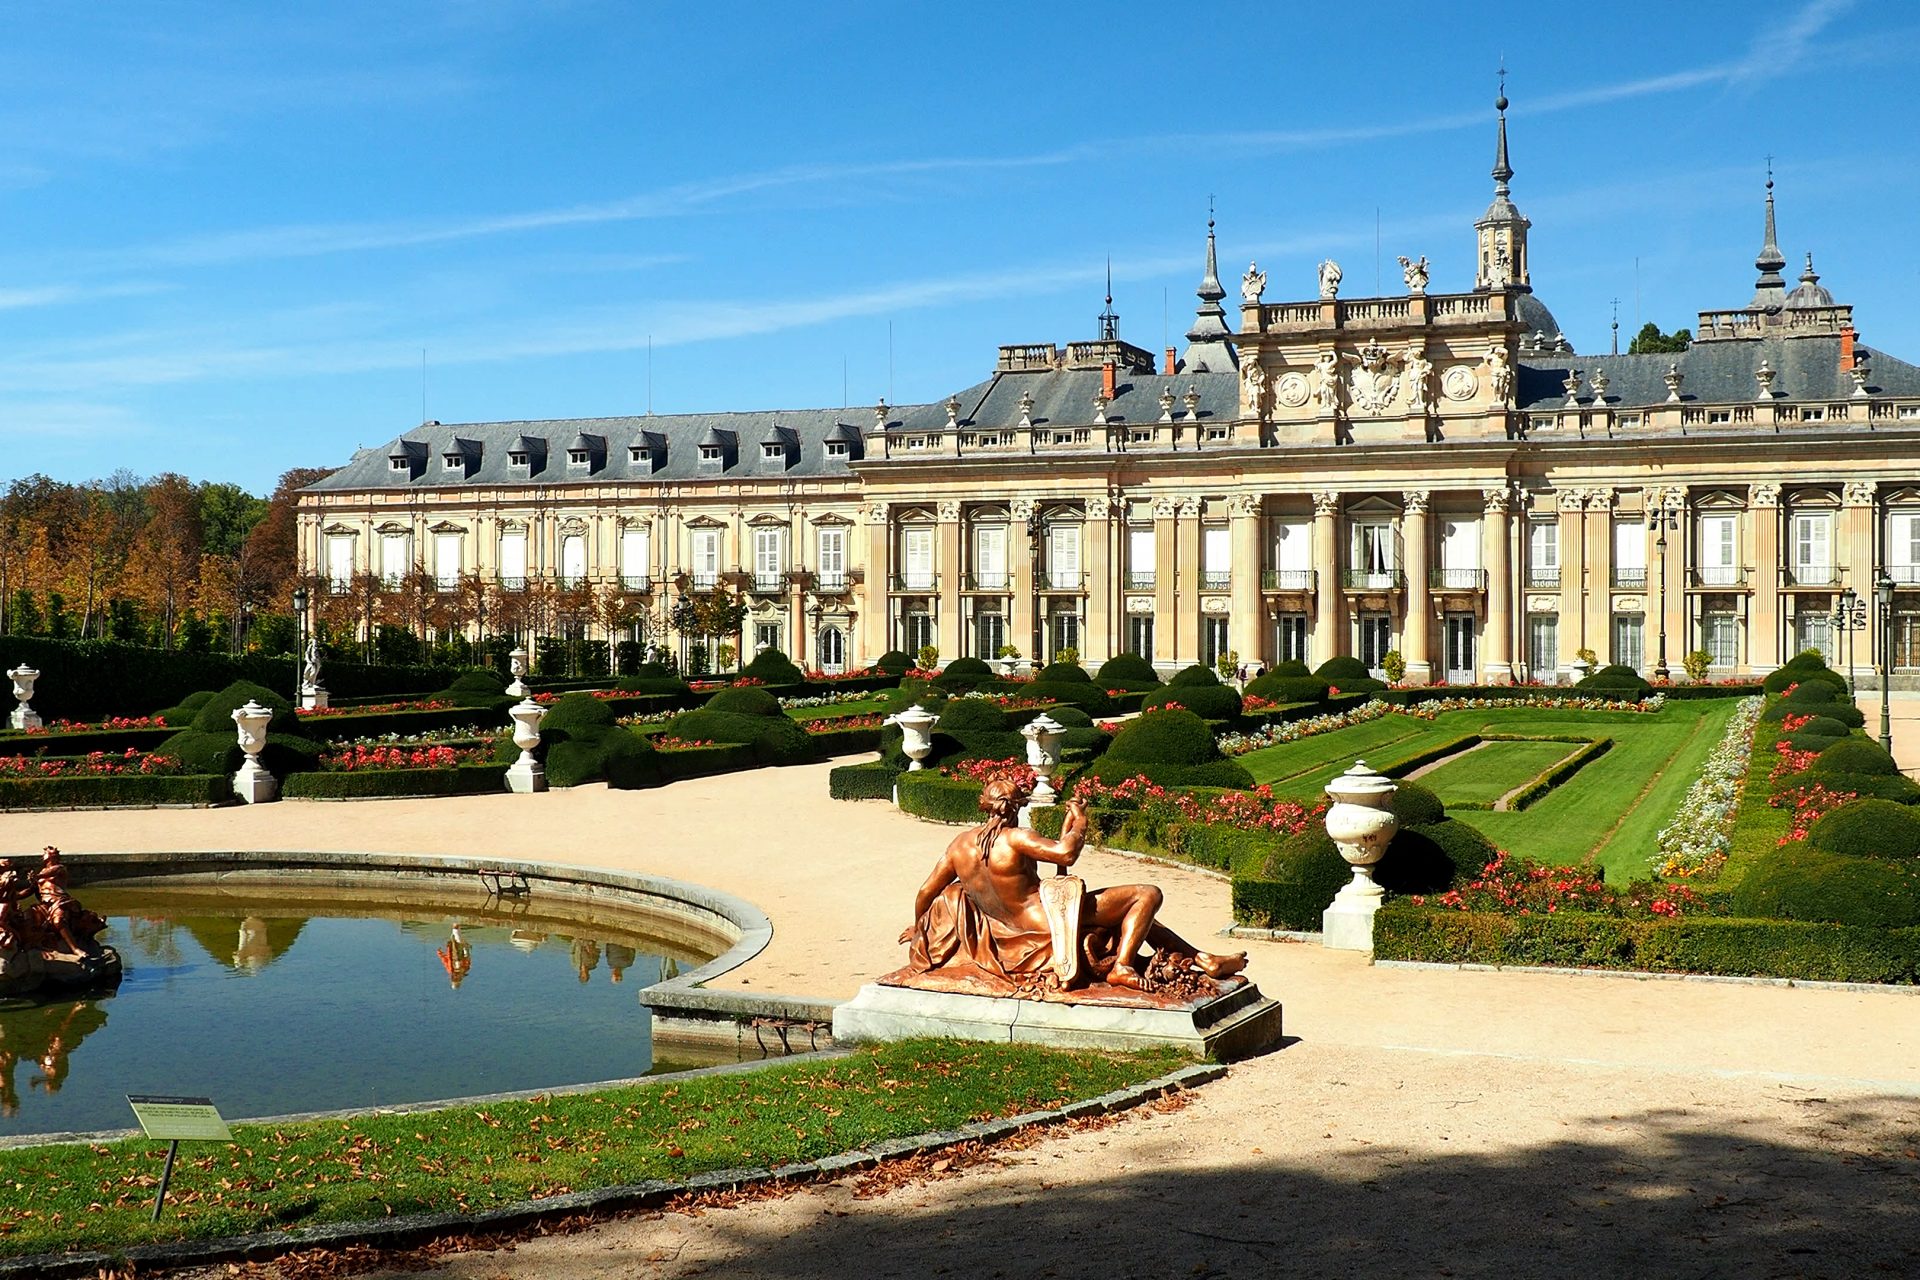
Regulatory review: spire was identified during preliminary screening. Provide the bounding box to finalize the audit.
[1491,70,1513,197]
[1752,160,1787,308]
[1182,200,1238,372]
[1097,256,1119,340]
[1474,69,1531,291]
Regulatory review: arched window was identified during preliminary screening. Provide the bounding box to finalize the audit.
[817,626,846,673]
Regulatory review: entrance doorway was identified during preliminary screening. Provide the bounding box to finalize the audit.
[1444,614,1476,684]
[1356,614,1391,676]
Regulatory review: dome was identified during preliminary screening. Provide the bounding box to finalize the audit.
[1784,253,1834,310]
[1514,293,1566,351]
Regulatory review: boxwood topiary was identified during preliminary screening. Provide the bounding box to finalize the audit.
[739,648,805,685]
[1104,708,1220,766]
[1389,779,1446,827]
[1024,682,1114,715]
[1316,656,1372,683]
[1035,661,1091,684]
[1246,671,1331,704]
[1808,798,1920,859]
[1732,846,1920,927]
[1167,664,1221,688]
[154,689,215,727]
[159,680,321,778]
[934,657,996,692]
[933,698,1007,733]
[445,668,512,710]
[1376,819,1498,896]
[615,664,692,696]
[1094,653,1160,687]
[1575,663,1650,696]
[1269,659,1312,677]
[1141,682,1242,720]
[666,707,816,766]
[1043,706,1093,727]
[1762,652,1845,695]
[873,650,914,674]
[704,686,784,717]
[542,692,618,735]
[1807,737,1900,778]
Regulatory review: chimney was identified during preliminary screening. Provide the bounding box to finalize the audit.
[1841,325,1856,369]
[1102,360,1117,403]
[1164,346,1177,376]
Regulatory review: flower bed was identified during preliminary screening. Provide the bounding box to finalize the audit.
[0,748,182,778]
[802,713,884,734]
[32,714,171,732]
[317,743,492,772]
[1216,694,1661,757]
[1653,696,1763,878]
[779,690,877,709]
[1412,848,1703,919]
[300,698,455,718]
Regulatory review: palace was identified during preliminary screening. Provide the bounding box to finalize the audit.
[299,95,1920,683]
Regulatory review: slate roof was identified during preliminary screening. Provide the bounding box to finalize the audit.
[1517,335,1920,411]
[945,368,1239,430]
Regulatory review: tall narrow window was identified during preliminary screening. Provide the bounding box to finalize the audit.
[559,534,586,587]
[818,528,847,590]
[1270,520,1311,589]
[1437,516,1481,588]
[973,524,1007,590]
[1527,614,1558,676]
[1128,615,1155,659]
[1528,522,1559,587]
[691,529,720,589]
[753,528,784,592]
[1047,524,1081,589]
[498,530,528,589]
[1611,614,1644,669]
[1202,526,1231,589]
[901,526,935,590]
[434,532,462,591]
[325,535,354,592]
[1127,527,1155,589]
[621,526,650,590]
[1202,616,1230,667]
[1275,614,1308,663]
[1351,522,1394,587]
[380,533,409,587]
[1790,512,1831,585]
[1613,520,1646,588]
[1698,514,1739,585]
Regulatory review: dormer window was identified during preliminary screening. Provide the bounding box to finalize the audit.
[762,442,785,461]
[389,456,409,472]
[568,448,590,466]
[629,444,649,463]
[509,450,529,467]
[826,440,849,458]
[700,444,722,461]
[442,453,463,470]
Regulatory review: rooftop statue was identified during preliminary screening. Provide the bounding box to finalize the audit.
[894,777,1245,1003]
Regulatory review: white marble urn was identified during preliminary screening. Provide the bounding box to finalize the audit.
[6,665,40,731]
[887,703,940,771]
[505,697,548,793]
[1322,759,1398,950]
[1020,713,1066,805]
[506,646,530,698]
[231,700,272,755]
[230,700,278,803]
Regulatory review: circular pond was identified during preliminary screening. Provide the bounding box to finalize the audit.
[0,879,732,1139]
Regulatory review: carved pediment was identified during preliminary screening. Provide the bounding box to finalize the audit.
[374,521,410,535]
[684,515,727,529]
[1692,489,1746,511]
[745,513,790,527]
[810,511,855,526]
[321,523,359,537]
[428,520,466,534]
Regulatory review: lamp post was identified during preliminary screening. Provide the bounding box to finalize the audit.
[1648,508,1678,681]
[1025,510,1047,666]
[1834,586,1866,690]
[290,586,309,704]
[1877,570,1896,753]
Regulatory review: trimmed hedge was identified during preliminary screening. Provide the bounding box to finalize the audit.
[1094,653,1160,688]
[896,770,991,824]
[1731,846,1920,927]
[704,686,785,717]
[0,773,229,810]
[1166,664,1220,688]
[665,708,815,766]
[1142,682,1242,720]
[1104,708,1220,767]
[1246,671,1331,703]
[1035,662,1091,684]
[1575,663,1651,696]
[1808,737,1899,777]
[739,648,805,685]
[829,760,901,800]
[1498,737,1613,812]
[657,741,762,780]
[1374,903,1920,983]
[1808,798,1920,859]
[159,680,321,779]
[301,705,506,741]
[285,764,510,799]
[804,724,885,756]
[0,725,173,758]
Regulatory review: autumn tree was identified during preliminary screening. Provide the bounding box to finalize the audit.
[121,473,203,648]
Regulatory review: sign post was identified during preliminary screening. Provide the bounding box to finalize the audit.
[126,1095,233,1221]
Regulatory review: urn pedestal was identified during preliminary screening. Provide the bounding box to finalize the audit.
[230,700,278,803]
[505,698,548,793]
[1322,759,1398,951]
[7,665,40,732]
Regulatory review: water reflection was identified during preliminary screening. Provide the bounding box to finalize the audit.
[0,888,724,1139]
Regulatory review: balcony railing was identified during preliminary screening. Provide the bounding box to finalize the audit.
[618,574,651,592]
[1200,570,1232,590]
[966,572,1011,591]
[1124,571,1156,590]
[1611,568,1647,589]
[1526,568,1561,588]
[1784,564,1839,587]
[1039,571,1084,591]
[1690,566,1748,588]
[1888,565,1920,586]
[689,572,720,591]
[892,573,938,592]
[1342,569,1404,590]
[556,575,584,590]
[815,571,850,593]
[751,572,786,594]
[496,576,526,593]
[1262,569,1315,591]
[1429,568,1486,590]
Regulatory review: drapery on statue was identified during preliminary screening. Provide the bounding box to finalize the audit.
[893,777,1246,1004]
[0,847,117,1000]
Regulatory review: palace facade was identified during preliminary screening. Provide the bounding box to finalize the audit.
[299,98,1920,682]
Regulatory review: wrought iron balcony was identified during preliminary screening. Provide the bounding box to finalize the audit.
[1690,566,1748,588]
[496,576,526,592]
[1261,569,1315,591]
[966,571,1011,591]
[1342,569,1404,590]
[750,572,786,594]
[891,573,938,592]
[618,574,651,592]
[1124,570,1156,590]
[556,575,584,590]
[689,572,720,591]
[1200,570,1232,590]
[1040,571,1084,591]
[1611,568,1647,589]
[1887,565,1920,586]
[1526,568,1561,589]
[1784,564,1839,587]
[814,571,850,593]
[1429,568,1487,591]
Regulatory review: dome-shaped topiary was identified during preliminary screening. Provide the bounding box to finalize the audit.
[1024,682,1114,715]
[873,650,914,673]
[542,692,618,735]
[1095,653,1159,686]
[190,681,304,738]
[1035,661,1091,684]
[160,680,318,778]
[1246,671,1331,704]
[154,689,216,726]
[933,698,1007,733]
[545,727,663,789]
[1167,664,1220,687]
[1316,656,1372,683]
[1141,683,1242,720]
[1807,737,1900,778]
[1106,708,1222,766]
[704,686,784,717]
[1793,715,1852,739]
[1808,798,1920,859]
[1783,678,1845,705]
[740,648,805,685]
[1268,659,1312,678]
[1732,846,1920,927]
[665,708,815,766]
[1763,652,1845,695]
[447,668,507,694]
[1376,819,1495,895]
[1389,780,1446,827]
[940,656,993,679]
[1042,705,1093,727]
[1575,664,1650,696]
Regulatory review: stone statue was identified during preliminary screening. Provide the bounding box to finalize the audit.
[301,636,323,689]
[1404,343,1434,413]
[1243,361,1271,421]
[897,778,1246,997]
[1318,259,1343,300]
[1398,255,1429,295]
[1313,349,1342,411]
[1240,261,1266,305]
[1484,344,1513,405]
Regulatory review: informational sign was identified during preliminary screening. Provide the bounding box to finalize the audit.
[127,1094,233,1142]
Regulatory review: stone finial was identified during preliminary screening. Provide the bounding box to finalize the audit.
[1562,370,1583,406]
[1398,254,1429,295]
[1664,363,1684,402]
[1092,391,1110,424]
[1017,389,1035,428]
[1589,367,1610,403]
[1183,385,1202,419]
[1317,259,1342,300]
[1755,359,1776,399]
[944,394,961,427]
[1159,387,1175,422]
[873,398,889,430]
[1850,362,1872,399]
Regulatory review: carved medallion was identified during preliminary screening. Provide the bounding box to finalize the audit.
[1441,366,1478,402]
[1615,596,1645,613]
[1275,371,1311,409]
[1125,596,1155,615]
[1201,597,1231,614]
[1526,595,1558,613]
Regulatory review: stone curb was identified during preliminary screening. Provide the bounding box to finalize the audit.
[0,1062,1227,1280]
[1374,958,1920,995]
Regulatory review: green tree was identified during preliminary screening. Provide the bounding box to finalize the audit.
[1628,322,1693,355]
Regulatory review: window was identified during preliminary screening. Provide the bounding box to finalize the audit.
[1202,616,1230,668]
[1613,520,1646,587]
[699,444,722,462]
[432,532,462,591]
[901,610,934,655]
[1128,615,1155,659]
[325,535,354,592]
[1275,613,1308,664]
[1202,526,1230,590]
[901,526,935,590]
[1049,611,1080,661]
[1890,511,1920,584]
[818,527,847,591]
[568,448,589,466]
[388,456,408,472]
[691,528,720,589]
[753,528,785,592]
[826,440,850,458]
[1792,610,1831,660]
[817,626,846,673]
[1444,614,1476,681]
[973,609,1006,659]
[442,453,463,471]
[509,450,529,467]
[1707,410,1732,425]
[1895,614,1920,670]
[1612,614,1644,670]
[1436,516,1481,588]
[1804,407,1826,422]
[973,523,1008,590]
[1350,521,1395,587]
[1528,521,1559,587]
[1698,514,1739,585]
[1702,612,1739,667]
[1269,519,1311,588]
[380,532,408,587]
[1527,614,1558,678]
[559,534,586,587]
[762,443,785,461]
[1046,523,1081,589]
[754,621,782,654]
[499,530,528,589]
[1356,614,1391,673]
[1127,527,1155,589]
[1791,512,1832,584]
[621,526,650,589]
[629,444,649,463]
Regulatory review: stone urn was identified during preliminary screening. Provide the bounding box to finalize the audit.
[1568,655,1594,685]
[230,700,278,803]
[506,646,530,698]
[1321,758,1399,951]
[505,697,548,793]
[6,665,40,731]
[1020,713,1066,806]
[887,703,940,772]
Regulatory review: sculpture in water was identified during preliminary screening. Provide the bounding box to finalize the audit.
[0,847,120,999]
[894,777,1246,1004]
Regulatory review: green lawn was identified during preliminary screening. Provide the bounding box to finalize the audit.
[787,698,887,722]
[1236,700,1738,882]
[1415,739,1585,809]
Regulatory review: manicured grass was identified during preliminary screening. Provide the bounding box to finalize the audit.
[1720,717,1793,890]
[1237,701,1736,882]
[787,699,887,722]
[0,1040,1181,1261]
[1415,739,1584,808]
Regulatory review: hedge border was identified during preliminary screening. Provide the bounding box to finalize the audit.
[0,773,228,810]
[1504,737,1613,812]
[829,760,900,801]
[284,763,511,799]
[895,771,988,824]
[656,742,761,780]
[0,727,175,758]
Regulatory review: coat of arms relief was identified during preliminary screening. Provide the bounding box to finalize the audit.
[1346,340,1401,415]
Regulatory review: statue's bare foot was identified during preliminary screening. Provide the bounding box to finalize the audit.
[1107,963,1154,992]
[1196,951,1248,979]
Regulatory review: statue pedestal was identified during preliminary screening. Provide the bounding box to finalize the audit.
[832,978,1283,1060]
[232,758,278,804]
[10,707,39,731]
[506,759,547,793]
[300,684,329,711]
[1322,883,1382,952]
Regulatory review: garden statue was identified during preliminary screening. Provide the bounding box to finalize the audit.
[300,636,328,711]
[0,848,122,999]
[895,777,1246,999]
[7,665,40,731]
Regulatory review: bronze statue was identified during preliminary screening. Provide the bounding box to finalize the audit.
[895,777,1245,1002]
[0,847,119,1000]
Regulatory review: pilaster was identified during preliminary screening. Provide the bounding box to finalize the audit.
[937,500,963,663]
[1482,487,1513,682]
[862,502,890,659]
[1557,488,1585,678]
[1153,496,1178,666]
[1313,491,1343,666]
[1176,495,1203,668]
[1085,495,1114,664]
[1749,483,1782,672]
[1229,493,1264,666]
[1402,491,1432,683]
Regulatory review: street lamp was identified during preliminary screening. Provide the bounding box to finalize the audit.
[1025,510,1047,665]
[1648,507,1678,681]
[290,585,309,703]
[1877,570,1896,752]
[1833,586,1866,691]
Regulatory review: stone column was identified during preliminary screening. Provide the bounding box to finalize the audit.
[862,502,890,660]
[1229,493,1265,667]
[937,500,963,663]
[1843,480,1879,670]
[1010,498,1037,665]
[1554,489,1585,681]
[1085,495,1114,664]
[1153,496,1178,666]
[1749,483,1782,672]
[790,577,809,668]
[1313,491,1343,666]
[1176,495,1203,667]
[1482,486,1513,683]
[1584,489,1615,667]
[1401,490,1432,683]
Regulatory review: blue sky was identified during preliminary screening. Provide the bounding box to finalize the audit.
[6,0,1917,491]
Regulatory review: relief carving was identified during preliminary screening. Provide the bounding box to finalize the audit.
[1228,493,1261,518]
[1275,371,1311,409]
[1348,341,1401,415]
[1404,343,1434,414]
[1749,483,1782,508]
[1402,490,1430,515]
[1312,491,1342,517]
[1441,365,1478,402]
[1483,345,1514,406]
[1844,480,1878,507]
[1243,362,1271,422]
[1240,262,1266,305]
[1312,351,1342,412]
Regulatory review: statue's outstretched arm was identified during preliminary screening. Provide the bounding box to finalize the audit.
[1006,798,1087,869]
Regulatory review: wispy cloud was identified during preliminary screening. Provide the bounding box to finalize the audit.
[0,281,169,312]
